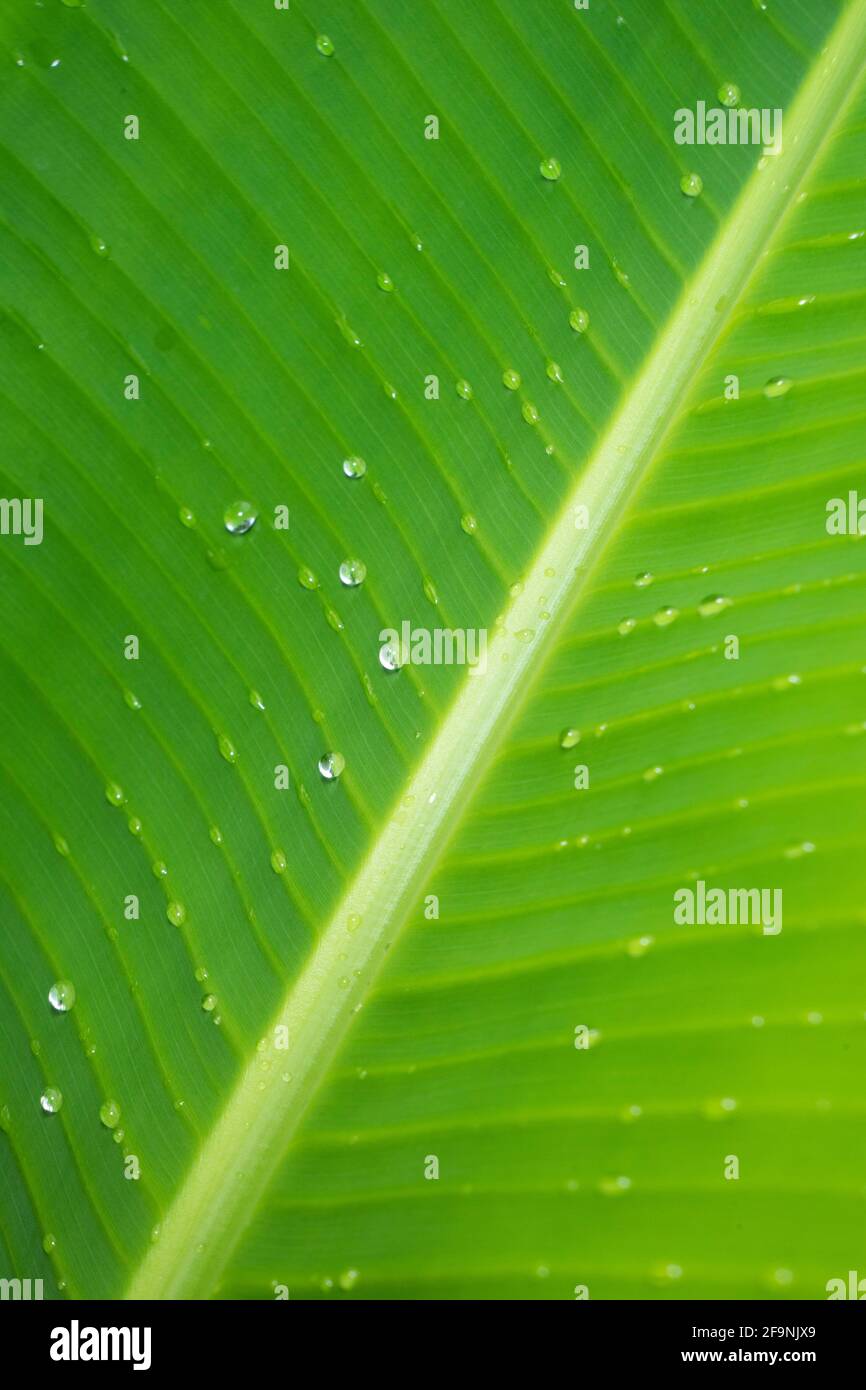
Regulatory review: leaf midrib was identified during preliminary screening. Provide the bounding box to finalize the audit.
[127,1,866,1299]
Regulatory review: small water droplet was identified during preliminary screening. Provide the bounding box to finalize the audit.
[89,233,110,258]
[642,765,663,782]
[339,557,367,587]
[218,734,238,765]
[105,782,125,807]
[560,728,580,749]
[763,376,792,398]
[548,266,567,288]
[376,270,394,292]
[455,378,473,400]
[43,1232,57,1253]
[316,34,334,56]
[680,172,703,198]
[422,576,439,605]
[99,1099,121,1129]
[53,833,70,857]
[342,454,367,479]
[347,913,361,932]
[634,572,653,588]
[202,994,217,1013]
[521,401,539,425]
[338,1268,359,1291]
[178,505,196,529]
[271,849,287,874]
[298,565,320,590]
[612,259,630,288]
[515,628,534,644]
[166,901,186,927]
[718,81,740,107]
[249,688,265,711]
[540,156,561,181]
[460,513,478,536]
[617,617,636,636]
[209,826,223,847]
[652,606,679,627]
[546,360,563,383]
[568,307,589,333]
[698,593,732,617]
[123,689,142,712]
[152,860,168,879]
[318,751,346,781]
[194,966,209,983]
[224,500,257,535]
[48,980,76,1013]
[502,368,521,390]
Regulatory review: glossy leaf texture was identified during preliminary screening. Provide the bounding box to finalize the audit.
[0,0,865,1301]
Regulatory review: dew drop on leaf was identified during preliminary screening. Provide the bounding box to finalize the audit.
[166,901,186,927]
[376,270,394,292]
[697,593,732,617]
[460,513,478,536]
[339,558,367,587]
[202,994,217,1013]
[99,1100,121,1129]
[540,156,561,181]
[123,689,141,711]
[502,368,521,390]
[298,565,320,590]
[178,505,196,529]
[379,639,404,671]
[48,980,76,1013]
[455,378,473,400]
[316,34,334,55]
[318,751,346,781]
[521,401,539,425]
[271,849,287,874]
[249,689,266,711]
[763,376,792,398]
[568,307,589,333]
[680,172,703,198]
[546,360,563,383]
[223,500,257,535]
[342,454,366,479]
[218,734,238,765]
[617,617,636,636]
[152,860,168,879]
[209,825,223,846]
[105,782,125,807]
[634,572,653,588]
[43,1233,57,1253]
[718,81,740,107]
[652,606,679,627]
[560,728,580,749]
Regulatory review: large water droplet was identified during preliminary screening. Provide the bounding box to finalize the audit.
[105,782,125,807]
[680,172,703,198]
[339,558,367,587]
[342,454,366,479]
[379,638,404,671]
[48,980,76,1013]
[318,751,346,781]
[560,728,580,749]
[718,81,740,107]
[569,307,589,333]
[224,500,257,535]
[502,368,521,391]
[546,360,563,383]
[202,994,217,1013]
[166,901,186,927]
[99,1099,121,1128]
[763,376,792,398]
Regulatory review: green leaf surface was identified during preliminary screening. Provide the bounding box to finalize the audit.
[1,0,865,1301]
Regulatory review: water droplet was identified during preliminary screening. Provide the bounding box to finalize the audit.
[202,994,217,1013]
[763,376,792,398]
[342,454,367,479]
[617,617,636,636]
[218,734,238,765]
[298,565,320,590]
[105,782,125,807]
[325,606,344,632]
[152,860,168,879]
[338,1268,359,1291]
[53,833,70,857]
[568,307,589,333]
[502,368,521,390]
[422,576,439,605]
[339,557,367,587]
[680,172,703,198]
[697,593,732,617]
[652,606,679,627]
[376,270,394,292]
[43,1233,57,1253]
[379,638,404,671]
[224,500,257,535]
[612,259,630,288]
[634,572,653,588]
[460,513,478,536]
[123,690,143,714]
[249,688,265,711]
[627,935,654,958]
[166,901,186,927]
[455,378,473,400]
[178,505,197,530]
[521,401,539,425]
[194,966,209,984]
[540,156,561,181]
[99,1099,121,1129]
[642,765,663,782]
[48,980,76,1013]
[89,233,109,258]
[599,1175,632,1196]
[718,81,740,107]
[271,849,287,874]
[560,728,580,749]
[548,266,567,288]
[209,825,223,846]
[546,360,563,383]
[347,913,361,932]
[316,34,334,55]
[515,628,534,644]
[318,751,346,781]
